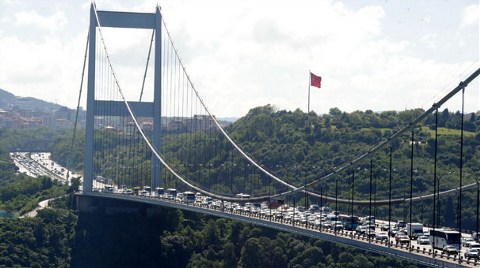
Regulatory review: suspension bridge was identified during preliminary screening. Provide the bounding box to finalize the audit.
[74,4,480,267]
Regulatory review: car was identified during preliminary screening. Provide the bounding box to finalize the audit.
[389,227,400,237]
[417,235,429,245]
[464,241,477,248]
[375,231,389,241]
[365,230,376,238]
[396,221,407,228]
[356,226,367,235]
[462,237,475,247]
[309,204,320,213]
[464,248,480,260]
[470,242,480,250]
[321,221,332,229]
[363,216,375,225]
[333,222,344,231]
[395,234,410,245]
[380,223,390,231]
[313,219,322,227]
[472,232,480,242]
[397,228,407,236]
[296,206,305,212]
[442,245,459,255]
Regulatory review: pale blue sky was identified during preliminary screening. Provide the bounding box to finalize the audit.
[0,0,478,117]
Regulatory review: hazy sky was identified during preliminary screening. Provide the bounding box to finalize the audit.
[0,0,478,118]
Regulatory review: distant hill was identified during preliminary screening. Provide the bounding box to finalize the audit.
[0,88,66,111]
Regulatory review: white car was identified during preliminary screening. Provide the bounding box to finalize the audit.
[375,231,389,241]
[470,242,480,250]
[417,235,429,245]
[462,237,475,247]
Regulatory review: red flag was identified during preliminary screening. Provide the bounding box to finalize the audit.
[310,72,321,88]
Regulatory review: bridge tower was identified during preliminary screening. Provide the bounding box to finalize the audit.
[84,4,162,193]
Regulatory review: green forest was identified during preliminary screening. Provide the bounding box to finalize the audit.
[0,106,479,267]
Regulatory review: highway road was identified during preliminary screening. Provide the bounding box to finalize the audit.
[10,152,82,187]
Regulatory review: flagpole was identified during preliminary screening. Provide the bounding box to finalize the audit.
[308,70,311,126]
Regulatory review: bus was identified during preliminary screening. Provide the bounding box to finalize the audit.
[182,191,196,203]
[339,215,360,230]
[155,187,165,196]
[236,193,250,199]
[429,229,461,250]
[166,188,177,199]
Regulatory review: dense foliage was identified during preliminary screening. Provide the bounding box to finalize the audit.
[0,129,75,267]
[0,127,69,153]
[0,209,77,268]
[0,174,66,214]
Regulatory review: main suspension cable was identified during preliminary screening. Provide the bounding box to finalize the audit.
[92,4,480,203]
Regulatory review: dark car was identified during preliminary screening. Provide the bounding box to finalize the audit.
[380,223,390,231]
[442,245,459,255]
[389,227,400,237]
[464,248,480,260]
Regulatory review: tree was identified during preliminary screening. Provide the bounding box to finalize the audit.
[160,234,192,267]
[329,107,342,117]
[67,177,81,194]
[222,242,237,268]
[289,247,326,267]
[239,238,263,268]
[351,254,374,268]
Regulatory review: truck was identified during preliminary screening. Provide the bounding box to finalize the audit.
[405,223,424,239]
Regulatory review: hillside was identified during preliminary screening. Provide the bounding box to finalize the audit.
[0,88,66,111]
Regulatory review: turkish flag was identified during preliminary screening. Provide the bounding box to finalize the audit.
[310,72,321,88]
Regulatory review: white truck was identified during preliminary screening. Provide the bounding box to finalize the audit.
[406,223,424,239]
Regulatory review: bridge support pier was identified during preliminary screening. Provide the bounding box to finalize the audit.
[76,194,95,212]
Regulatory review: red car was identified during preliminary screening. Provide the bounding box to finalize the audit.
[395,234,410,245]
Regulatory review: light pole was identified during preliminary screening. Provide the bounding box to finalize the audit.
[388,147,392,248]
[320,186,323,232]
[369,159,373,243]
[351,170,355,239]
[477,177,479,242]
[436,175,441,228]
[335,176,338,236]
[464,172,480,242]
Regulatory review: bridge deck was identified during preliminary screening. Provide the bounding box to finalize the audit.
[77,192,473,268]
